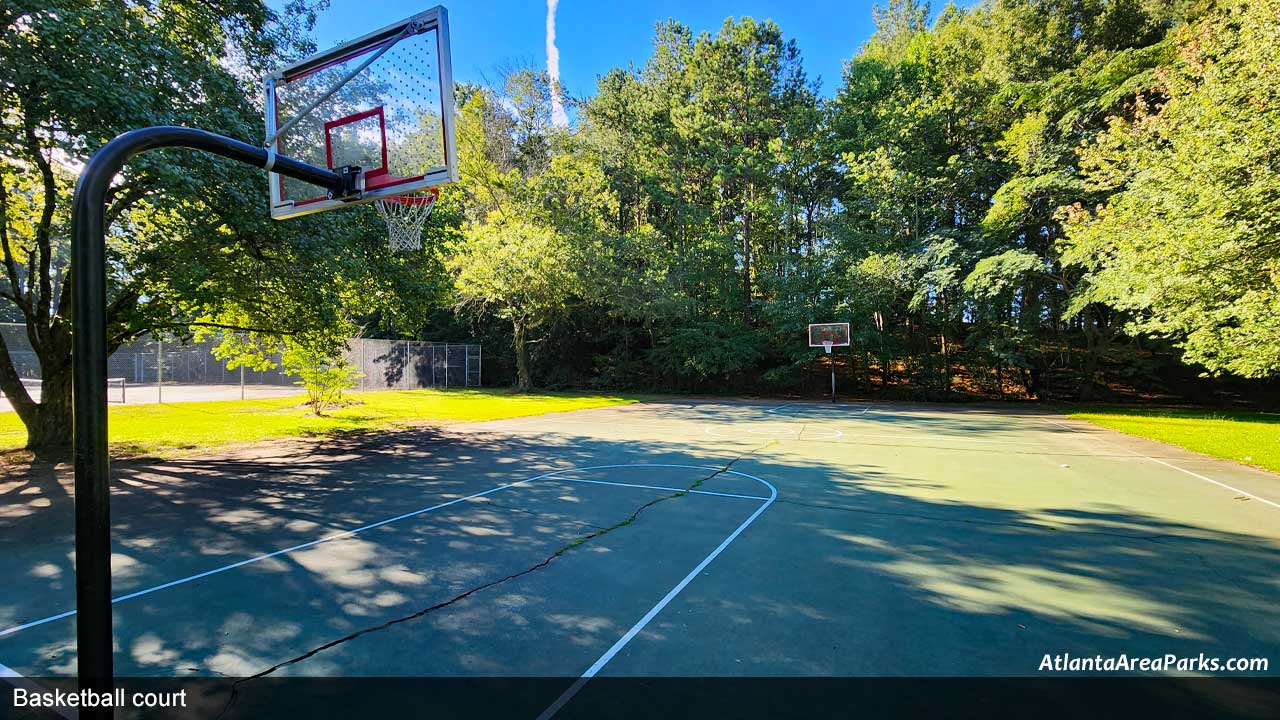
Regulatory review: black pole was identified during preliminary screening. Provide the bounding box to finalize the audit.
[830,352,836,403]
[71,127,341,708]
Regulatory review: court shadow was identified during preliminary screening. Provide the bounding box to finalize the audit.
[0,407,1276,710]
[697,452,1280,680]
[0,458,71,524]
[0,426,757,676]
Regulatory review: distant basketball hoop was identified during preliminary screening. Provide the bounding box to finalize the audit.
[808,323,850,403]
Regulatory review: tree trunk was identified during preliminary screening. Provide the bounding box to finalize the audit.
[742,207,753,325]
[513,317,531,391]
[26,367,72,456]
[0,328,73,459]
[880,346,891,387]
[1078,307,1113,401]
[940,332,951,399]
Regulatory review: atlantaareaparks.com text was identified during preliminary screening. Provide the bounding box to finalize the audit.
[1040,652,1269,673]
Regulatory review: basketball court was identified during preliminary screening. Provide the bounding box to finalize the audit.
[40,3,1278,717]
[2,399,1277,716]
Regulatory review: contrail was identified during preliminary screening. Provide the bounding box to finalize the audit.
[546,0,569,127]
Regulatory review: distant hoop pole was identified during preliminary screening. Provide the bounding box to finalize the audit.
[809,323,849,404]
[826,343,836,403]
[71,126,341,715]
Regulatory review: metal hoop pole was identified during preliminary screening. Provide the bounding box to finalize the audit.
[831,354,836,403]
[71,127,340,713]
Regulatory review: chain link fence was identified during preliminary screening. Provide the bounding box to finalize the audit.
[0,324,481,402]
[345,339,482,391]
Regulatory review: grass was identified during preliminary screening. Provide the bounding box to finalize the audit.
[1068,406,1280,474]
[0,388,640,457]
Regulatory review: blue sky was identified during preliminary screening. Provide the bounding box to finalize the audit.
[287,0,898,100]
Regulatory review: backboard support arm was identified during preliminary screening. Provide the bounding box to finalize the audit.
[70,126,343,717]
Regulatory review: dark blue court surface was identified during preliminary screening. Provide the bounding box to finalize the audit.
[2,400,1278,718]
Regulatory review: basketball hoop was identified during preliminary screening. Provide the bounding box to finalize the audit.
[375,188,438,252]
[823,340,833,354]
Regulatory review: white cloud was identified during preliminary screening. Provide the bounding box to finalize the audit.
[545,0,569,127]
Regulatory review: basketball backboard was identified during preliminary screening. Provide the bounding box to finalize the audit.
[808,323,851,348]
[263,6,457,220]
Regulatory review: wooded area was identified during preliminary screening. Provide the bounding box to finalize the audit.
[447,0,1278,402]
[2,0,1277,454]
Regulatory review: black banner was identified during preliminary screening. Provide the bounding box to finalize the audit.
[3,677,1279,720]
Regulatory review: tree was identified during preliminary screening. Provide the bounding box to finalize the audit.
[0,1,297,454]
[449,218,581,390]
[1062,0,1280,378]
[0,1,442,455]
[282,340,362,415]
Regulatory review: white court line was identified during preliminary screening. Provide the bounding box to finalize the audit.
[1149,458,1280,511]
[555,476,769,501]
[765,403,870,417]
[475,415,682,434]
[0,464,766,640]
[538,468,777,720]
[0,473,551,639]
[0,662,79,720]
[704,425,844,441]
[1045,418,1280,512]
[806,430,1043,446]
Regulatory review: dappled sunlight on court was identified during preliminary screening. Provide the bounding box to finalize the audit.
[0,399,1277,687]
[870,556,1201,638]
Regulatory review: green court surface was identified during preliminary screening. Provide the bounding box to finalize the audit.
[1,400,1278,716]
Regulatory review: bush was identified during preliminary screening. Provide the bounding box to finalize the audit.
[282,344,362,415]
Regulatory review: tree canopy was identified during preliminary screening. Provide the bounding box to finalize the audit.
[1061,0,1280,378]
[418,0,1279,399]
[0,0,455,454]
[4,0,1276,453]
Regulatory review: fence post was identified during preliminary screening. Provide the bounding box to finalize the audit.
[157,338,163,404]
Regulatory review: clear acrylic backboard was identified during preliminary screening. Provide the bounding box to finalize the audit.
[263,6,457,220]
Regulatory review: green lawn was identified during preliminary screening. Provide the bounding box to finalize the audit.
[1069,407,1280,474]
[0,389,639,457]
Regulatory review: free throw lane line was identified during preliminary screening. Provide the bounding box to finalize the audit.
[554,475,768,501]
[537,468,778,720]
[0,472,553,638]
[0,464,766,639]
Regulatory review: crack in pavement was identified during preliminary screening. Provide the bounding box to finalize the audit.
[216,448,769,719]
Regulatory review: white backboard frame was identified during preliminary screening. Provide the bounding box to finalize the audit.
[263,5,458,220]
[808,323,851,348]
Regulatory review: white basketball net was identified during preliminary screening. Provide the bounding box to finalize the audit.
[375,189,438,252]
[823,340,834,354]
